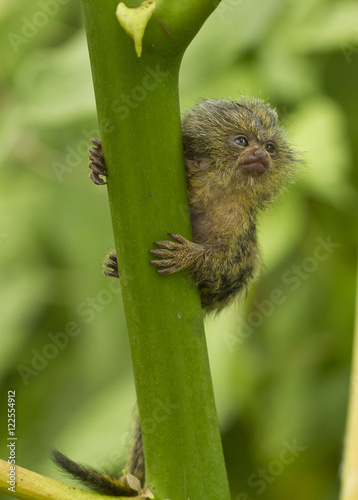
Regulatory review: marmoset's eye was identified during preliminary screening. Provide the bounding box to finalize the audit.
[265,143,276,155]
[234,135,249,147]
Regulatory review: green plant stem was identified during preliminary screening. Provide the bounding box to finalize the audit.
[0,459,135,500]
[80,1,230,499]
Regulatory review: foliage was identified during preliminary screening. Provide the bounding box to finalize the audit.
[0,0,357,499]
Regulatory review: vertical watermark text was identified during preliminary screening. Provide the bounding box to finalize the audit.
[7,390,16,493]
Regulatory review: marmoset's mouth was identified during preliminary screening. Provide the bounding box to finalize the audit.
[238,154,270,175]
[240,161,268,175]
[236,149,270,175]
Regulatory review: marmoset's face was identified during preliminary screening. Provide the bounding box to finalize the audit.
[228,132,275,176]
[182,99,299,187]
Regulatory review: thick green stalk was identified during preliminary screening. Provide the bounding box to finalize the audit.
[80,2,230,499]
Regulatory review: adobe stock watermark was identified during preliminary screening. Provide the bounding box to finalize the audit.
[215,0,244,21]
[141,397,179,436]
[17,278,122,385]
[110,65,168,120]
[52,65,167,182]
[52,127,100,182]
[7,0,70,54]
[236,439,306,499]
[340,27,358,63]
[91,64,168,139]
[222,234,340,352]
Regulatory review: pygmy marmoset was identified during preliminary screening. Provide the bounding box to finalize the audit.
[52,98,300,495]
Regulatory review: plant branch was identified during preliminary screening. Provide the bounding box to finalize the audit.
[80,1,230,499]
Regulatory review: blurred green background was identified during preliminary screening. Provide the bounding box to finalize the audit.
[0,0,357,499]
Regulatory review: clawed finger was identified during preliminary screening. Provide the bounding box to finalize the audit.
[89,160,107,176]
[91,138,101,148]
[152,240,177,250]
[90,171,107,185]
[149,249,173,258]
[105,260,118,271]
[108,253,117,263]
[167,233,188,244]
[88,146,103,158]
[156,267,177,275]
[150,258,175,268]
[104,269,119,278]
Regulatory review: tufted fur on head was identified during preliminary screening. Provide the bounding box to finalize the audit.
[182,98,300,214]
